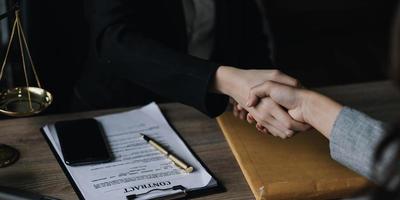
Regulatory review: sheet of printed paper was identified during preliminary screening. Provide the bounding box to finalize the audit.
[43,103,214,200]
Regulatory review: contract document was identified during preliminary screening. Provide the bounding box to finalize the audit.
[42,103,220,200]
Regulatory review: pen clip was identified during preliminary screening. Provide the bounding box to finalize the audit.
[126,185,187,200]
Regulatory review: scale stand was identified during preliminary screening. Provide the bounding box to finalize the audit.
[0,4,53,167]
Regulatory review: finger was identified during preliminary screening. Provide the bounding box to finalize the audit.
[247,113,256,124]
[236,104,244,111]
[246,94,261,107]
[288,109,307,123]
[248,81,301,110]
[256,124,267,133]
[264,123,290,139]
[229,97,236,104]
[247,82,273,107]
[239,110,247,120]
[271,105,310,132]
[258,124,270,135]
[248,98,295,136]
[264,119,291,138]
[256,123,262,132]
[286,131,295,138]
[256,122,284,138]
[268,70,300,87]
[230,98,237,113]
[260,126,268,134]
[233,106,239,117]
[230,98,238,111]
[263,116,294,138]
[251,111,289,138]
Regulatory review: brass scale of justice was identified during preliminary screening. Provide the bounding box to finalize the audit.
[0,5,53,168]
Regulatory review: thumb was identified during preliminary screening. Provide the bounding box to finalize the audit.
[246,94,260,107]
[288,109,304,123]
[246,82,271,107]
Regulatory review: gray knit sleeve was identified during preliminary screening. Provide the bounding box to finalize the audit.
[329,107,389,182]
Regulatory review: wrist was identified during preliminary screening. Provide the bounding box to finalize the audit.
[300,90,343,138]
[300,90,320,124]
[212,66,243,97]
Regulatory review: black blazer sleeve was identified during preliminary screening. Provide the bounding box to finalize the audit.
[84,0,228,117]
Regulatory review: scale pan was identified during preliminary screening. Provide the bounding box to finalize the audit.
[0,87,53,117]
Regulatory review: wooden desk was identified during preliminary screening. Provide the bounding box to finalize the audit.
[0,81,399,200]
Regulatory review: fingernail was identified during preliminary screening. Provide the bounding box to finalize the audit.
[263,130,268,134]
[246,102,251,107]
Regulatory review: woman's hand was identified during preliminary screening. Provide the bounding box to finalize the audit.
[246,81,343,139]
[245,81,310,138]
[246,81,307,123]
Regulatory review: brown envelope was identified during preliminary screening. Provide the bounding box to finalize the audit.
[217,112,372,200]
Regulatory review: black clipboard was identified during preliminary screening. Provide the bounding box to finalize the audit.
[40,111,225,200]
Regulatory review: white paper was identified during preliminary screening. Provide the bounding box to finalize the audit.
[42,103,215,200]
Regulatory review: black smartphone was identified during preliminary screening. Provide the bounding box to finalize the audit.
[55,118,112,166]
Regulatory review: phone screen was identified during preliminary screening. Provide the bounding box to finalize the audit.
[55,118,112,166]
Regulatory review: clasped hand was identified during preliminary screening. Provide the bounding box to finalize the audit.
[214,66,310,138]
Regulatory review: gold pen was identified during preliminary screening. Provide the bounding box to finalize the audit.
[140,133,194,173]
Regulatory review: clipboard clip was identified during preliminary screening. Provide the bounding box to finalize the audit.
[126,185,187,200]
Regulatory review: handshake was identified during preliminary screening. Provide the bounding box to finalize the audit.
[213,66,343,139]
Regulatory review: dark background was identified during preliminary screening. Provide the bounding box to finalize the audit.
[0,0,397,114]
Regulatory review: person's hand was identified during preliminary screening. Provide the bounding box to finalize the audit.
[245,81,309,138]
[245,90,310,138]
[230,98,248,120]
[246,81,343,139]
[212,66,308,138]
[246,80,306,123]
[247,94,309,139]
[213,67,301,105]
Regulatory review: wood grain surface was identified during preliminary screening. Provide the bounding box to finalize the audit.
[0,81,399,200]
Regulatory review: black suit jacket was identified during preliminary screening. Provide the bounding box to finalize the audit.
[74,0,272,117]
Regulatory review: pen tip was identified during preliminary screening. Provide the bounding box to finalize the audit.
[140,133,149,141]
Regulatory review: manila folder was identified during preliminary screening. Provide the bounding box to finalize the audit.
[217,112,371,200]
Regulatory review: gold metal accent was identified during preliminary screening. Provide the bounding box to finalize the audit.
[149,140,169,155]
[0,9,52,116]
[0,87,52,117]
[168,154,194,173]
[141,134,194,173]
